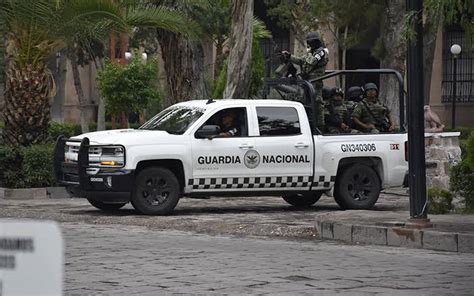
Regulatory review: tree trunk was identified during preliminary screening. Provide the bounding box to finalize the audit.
[68,49,89,133]
[96,58,106,131]
[214,39,225,79]
[378,0,406,128]
[49,50,67,122]
[157,31,209,105]
[223,0,254,100]
[423,21,439,105]
[341,26,348,89]
[3,62,51,145]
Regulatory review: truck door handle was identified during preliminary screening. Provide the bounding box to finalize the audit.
[239,144,254,149]
[294,142,309,148]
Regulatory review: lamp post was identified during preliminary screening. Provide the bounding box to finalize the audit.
[450,44,461,129]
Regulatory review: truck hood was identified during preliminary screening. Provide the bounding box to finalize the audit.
[70,129,179,145]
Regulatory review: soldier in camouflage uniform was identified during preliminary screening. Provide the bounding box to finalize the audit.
[282,32,329,130]
[345,86,364,115]
[352,83,395,133]
[324,88,358,134]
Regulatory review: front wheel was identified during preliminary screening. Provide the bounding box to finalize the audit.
[131,167,181,215]
[334,164,381,209]
[282,192,323,207]
[87,199,127,211]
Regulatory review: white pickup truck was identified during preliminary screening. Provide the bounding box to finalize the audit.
[54,96,408,215]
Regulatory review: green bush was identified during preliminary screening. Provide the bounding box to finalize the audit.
[21,144,55,188]
[427,187,453,214]
[0,146,24,188]
[48,122,81,140]
[97,56,162,117]
[450,131,474,210]
[0,144,55,188]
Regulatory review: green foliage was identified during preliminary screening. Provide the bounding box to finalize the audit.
[249,39,265,97]
[464,131,474,170]
[0,144,55,188]
[48,122,82,140]
[427,187,453,214]
[21,144,55,188]
[97,57,162,116]
[212,62,227,99]
[450,161,474,210]
[0,146,24,188]
[450,132,474,210]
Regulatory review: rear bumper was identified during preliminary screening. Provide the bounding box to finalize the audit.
[53,136,133,200]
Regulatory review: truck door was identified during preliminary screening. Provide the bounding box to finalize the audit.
[251,106,313,191]
[190,107,256,191]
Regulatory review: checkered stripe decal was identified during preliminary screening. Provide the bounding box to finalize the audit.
[188,176,336,190]
[311,175,336,188]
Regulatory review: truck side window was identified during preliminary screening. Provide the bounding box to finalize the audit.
[256,107,301,136]
[203,107,248,137]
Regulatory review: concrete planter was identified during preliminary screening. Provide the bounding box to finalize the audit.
[0,187,70,200]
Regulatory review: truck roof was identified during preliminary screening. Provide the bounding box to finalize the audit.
[175,99,304,110]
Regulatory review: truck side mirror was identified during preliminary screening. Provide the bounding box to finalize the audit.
[195,125,220,138]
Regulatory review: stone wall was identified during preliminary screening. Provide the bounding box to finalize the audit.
[425,132,462,189]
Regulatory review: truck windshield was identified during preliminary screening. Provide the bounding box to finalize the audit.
[139,106,204,134]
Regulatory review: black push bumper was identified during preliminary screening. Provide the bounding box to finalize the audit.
[53,136,133,201]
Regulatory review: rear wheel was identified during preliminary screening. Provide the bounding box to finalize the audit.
[131,167,181,215]
[282,192,323,207]
[87,199,126,211]
[334,164,381,209]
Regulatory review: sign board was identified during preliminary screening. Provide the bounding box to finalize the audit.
[0,220,63,296]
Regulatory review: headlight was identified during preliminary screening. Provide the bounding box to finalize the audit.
[97,145,125,167]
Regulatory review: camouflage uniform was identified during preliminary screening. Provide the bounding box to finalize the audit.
[325,99,358,134]
[352,98,391,133]
[289,33,329,130]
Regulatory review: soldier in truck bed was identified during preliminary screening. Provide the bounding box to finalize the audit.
[352,83,395,133]
[325,88,358,134]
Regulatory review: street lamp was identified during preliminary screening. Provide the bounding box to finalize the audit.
[450,44,461,129]
[124,51,148,63]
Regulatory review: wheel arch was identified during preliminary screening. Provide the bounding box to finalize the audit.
[336,157,383,184]
[136,159,185,190]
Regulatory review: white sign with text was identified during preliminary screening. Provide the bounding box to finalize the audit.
[0,220,63,296]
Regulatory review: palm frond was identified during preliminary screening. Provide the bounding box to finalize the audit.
[253,17,272,40]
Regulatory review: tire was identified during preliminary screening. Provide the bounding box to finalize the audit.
[131,167,181,215]
[334,164,381,209]
[87,199,127,211]
[282,191,323,207]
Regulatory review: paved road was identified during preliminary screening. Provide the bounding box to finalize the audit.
[63,223,474,295]
[1,193,474,295]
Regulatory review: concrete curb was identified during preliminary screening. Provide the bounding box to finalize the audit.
[0,187,70,200]
[315,218,474,253]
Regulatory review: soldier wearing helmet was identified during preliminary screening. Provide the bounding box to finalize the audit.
[324,87,357,134]
[352,83,395,133]
[281,31,329,130]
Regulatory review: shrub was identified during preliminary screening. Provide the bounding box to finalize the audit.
[450,131,474,210]
[427,187,453,214]
[97,56,162,117]
[48,122,81,140]
[450,161,474,210]
[21,144,55,188]
[0,145,24,188]
[0,144,55,188]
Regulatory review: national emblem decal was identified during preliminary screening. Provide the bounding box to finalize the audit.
[244,149,260,169]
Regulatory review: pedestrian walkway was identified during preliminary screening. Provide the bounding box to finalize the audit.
[315,188,474,253]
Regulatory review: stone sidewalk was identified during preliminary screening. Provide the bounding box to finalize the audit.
[315,189,474,253]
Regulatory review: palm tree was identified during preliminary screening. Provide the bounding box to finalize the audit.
[0,0,127,145]
[0,0,191,144]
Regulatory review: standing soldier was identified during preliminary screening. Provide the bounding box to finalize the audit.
[325,88,357,134]
[352,83,395,133]
[282,32,329,130]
